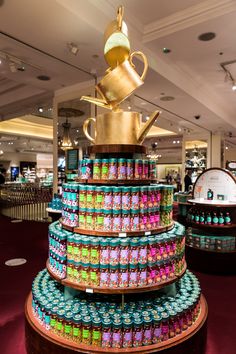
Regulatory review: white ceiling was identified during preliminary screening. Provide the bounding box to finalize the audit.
[0,0,236,154]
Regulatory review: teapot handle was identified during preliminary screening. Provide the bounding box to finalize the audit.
[130,51,148,81]
[83,117,96,144]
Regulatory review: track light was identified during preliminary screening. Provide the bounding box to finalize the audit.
[67,42,79,55]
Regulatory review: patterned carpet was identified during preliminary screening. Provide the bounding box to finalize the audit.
[0,214,235,354]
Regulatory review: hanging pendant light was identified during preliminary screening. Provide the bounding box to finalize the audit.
[61,118,73,150]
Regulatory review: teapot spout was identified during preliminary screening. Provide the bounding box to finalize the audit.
[137,110,161,144]
[80,95,112,110]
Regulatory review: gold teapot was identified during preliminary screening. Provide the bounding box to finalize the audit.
[83,110,160,145]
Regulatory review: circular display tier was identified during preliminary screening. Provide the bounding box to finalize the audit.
[88,144,147,154]
[25,293,208,354]
[186,245,236,274]
[73,222,175,237]
[75,179,158,185]
[46,260,187,294]
[188,199,236,207]
[60,221,175,236]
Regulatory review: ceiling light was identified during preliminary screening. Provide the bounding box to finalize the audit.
[232,83,236,91]
[178,127,182,132]
[0,59,1,64]
[17,64,26,72]
[76,129,79,133]
[177,140,180,144]
[38,107,44,113]
[173,140,176,144]
[198,32,216,41]
[160,96,175,101]
[37,75,51,81]
[226,146,229,150]
[128,106,131,110]
[145,116,149,121]
[61,119,73,150]
[0,150,3,155]
[67,42,79,55]
[162,47,171,54]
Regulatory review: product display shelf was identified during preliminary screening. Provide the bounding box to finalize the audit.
[60,220,175,236]
[26,144,208,354]
[186,243,236,254]
[188,199,236,207]
[88,144,146,154]
[75,179,158,185]
[188,221,236,231]
[185,168,236,273]
[73,222,175,237]
[25,292,208,354]
[46,259,187,294]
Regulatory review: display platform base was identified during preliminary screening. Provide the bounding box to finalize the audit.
[25,293,208,354]
[186,245,236,274]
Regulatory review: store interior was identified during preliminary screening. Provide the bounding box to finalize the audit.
[0,1,236,354]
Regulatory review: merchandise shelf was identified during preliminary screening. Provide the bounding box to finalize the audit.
[75,179,158,185]
[73,222,175,237]
[46,259,187,294]
[186,243,236,254]
[25,292,208,354]
[60,221,175,236]
[188,199,236,207]
[188,221,236,231]
[87,144,147,155]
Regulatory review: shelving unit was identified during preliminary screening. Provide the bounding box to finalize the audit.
[185,168,236,273]
[25,143,208,354]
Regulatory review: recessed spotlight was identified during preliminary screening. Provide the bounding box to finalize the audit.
[198,32,216,41]
[76,129,79,133]
[37,75,51,81]
[177,140,180,144]
[178,127,182,132]
[48,107,52,111]
[145,116,149,121]
[162,47,171,54]
[128,106,131,110]
[0,59,2,64]
[173,140,176,144]
[232,83,236,91]
[160,96,175,101]
[38,107,44,113]
[226,146,229,150]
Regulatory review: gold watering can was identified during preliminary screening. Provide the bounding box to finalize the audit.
[81,51,148,110]
[83,110,160,145]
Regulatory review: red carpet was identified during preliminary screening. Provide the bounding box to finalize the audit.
[0,214,235,354]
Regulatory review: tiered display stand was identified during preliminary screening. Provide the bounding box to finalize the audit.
[185,168,236,274]
[25,144,208,353]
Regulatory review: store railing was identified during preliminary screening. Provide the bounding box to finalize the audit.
[0,183,52,221]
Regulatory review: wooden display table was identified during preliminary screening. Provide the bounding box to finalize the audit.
[25,293,208,354]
